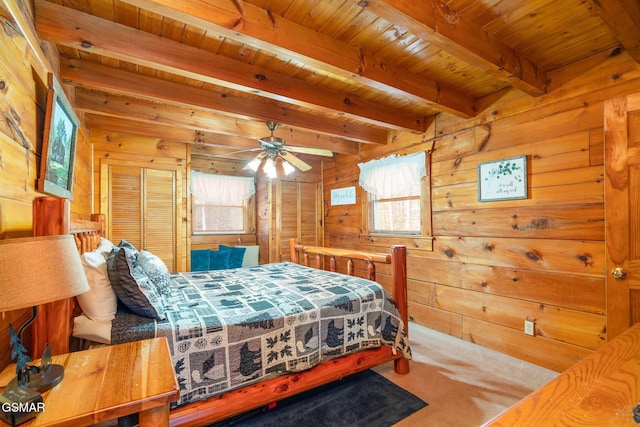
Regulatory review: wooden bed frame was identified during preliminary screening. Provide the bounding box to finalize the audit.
[32,197,410,427]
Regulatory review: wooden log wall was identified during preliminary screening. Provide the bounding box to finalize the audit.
[0,2,92,370]
[324,56,640,371]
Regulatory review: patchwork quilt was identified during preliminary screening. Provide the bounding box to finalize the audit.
[111,262,411,408]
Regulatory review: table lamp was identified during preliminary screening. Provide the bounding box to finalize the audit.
[0,235,90,392]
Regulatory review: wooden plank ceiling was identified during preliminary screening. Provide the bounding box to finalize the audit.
[31,0,640,163]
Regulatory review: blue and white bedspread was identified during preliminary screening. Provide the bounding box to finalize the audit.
[111,262,411,408]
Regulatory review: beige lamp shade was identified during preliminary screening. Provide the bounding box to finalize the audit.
[0,235,90,312]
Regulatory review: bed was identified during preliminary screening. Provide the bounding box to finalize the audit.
[31,197,410,426]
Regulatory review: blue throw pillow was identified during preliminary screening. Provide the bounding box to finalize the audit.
[219,245,246,269]
[191,249,211,272]
[209,249,231,270]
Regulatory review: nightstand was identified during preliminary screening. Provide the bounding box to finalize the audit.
[0,337,179,426]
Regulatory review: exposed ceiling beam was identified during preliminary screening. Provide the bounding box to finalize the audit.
[86,114,252,148]
[354,0,549,96]
[588,0,640,63]
[75,89,359,155]
[35,0,428,132]
[60,57,387,145]
[89,116,262,160]
[118,0,477,118]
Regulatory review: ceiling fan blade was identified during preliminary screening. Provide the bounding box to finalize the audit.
[243,151,267,170]
[217,147,261,157]
[282,146,333,157]
[279,151,312,171]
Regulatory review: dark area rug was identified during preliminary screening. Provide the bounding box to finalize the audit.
[209,369,428,427]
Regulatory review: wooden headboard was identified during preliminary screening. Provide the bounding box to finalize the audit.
[31,197,105,358]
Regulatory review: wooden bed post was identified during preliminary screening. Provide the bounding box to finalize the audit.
[391,244,409,374]
[32,197,72,358]
[31,198,106,359]
[289,238,299,263]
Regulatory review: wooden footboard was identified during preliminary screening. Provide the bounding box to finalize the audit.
[33,198,410,427]
[289,238,409,375]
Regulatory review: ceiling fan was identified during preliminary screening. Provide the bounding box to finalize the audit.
[243,121,333,175]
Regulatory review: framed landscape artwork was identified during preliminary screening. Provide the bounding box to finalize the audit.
[38,73,79,200]
[478,155,528,202]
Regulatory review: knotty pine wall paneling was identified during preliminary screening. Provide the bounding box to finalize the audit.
[323,93,622,372]
[0,2,92,370]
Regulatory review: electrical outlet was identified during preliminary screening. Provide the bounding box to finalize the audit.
[524,319,535,336]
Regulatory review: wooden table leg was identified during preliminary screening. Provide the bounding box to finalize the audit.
[139,404,170,426]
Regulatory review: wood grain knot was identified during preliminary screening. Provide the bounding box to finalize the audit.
[525,251,542,262]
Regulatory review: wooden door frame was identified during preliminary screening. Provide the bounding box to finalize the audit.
[604,95,635,339]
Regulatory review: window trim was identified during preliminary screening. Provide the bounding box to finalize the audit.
[360,151,433,249]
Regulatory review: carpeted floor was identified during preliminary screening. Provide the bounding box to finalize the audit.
[372,323,559,426]
[209,370,427,427]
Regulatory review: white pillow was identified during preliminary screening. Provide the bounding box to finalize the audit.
[235,245,259,267]
[77,250,118,321]
[97,237,116,258]
[72,314,112,345]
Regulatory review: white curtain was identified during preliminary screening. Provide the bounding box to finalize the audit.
[191,171,255,205]
[358,151,426,198]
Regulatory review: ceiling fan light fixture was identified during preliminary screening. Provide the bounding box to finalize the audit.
[263,157,277,178]
[282,160,295,175]
[247,157,262,172]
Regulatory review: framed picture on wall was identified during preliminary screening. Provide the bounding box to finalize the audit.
[478,155,528,202]
[38,73,80,200]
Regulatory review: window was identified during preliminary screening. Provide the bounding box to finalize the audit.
[359,152,428,236]
[370,182,421,234]
[191,172,255,234]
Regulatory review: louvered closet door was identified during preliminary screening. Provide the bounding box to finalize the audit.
[107,165,177,271]
[109,166,143,249]
[143,169,176,271]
